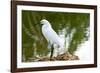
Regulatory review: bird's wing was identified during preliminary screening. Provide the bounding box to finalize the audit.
[42,25,64,48]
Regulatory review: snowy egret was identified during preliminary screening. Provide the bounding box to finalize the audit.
[40,19,64,60]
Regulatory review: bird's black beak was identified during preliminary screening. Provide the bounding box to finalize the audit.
[40,23,43,27]
[40,22,44,25]
[41,24,43,25]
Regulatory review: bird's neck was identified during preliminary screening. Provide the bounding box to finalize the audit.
[44,24,52,28]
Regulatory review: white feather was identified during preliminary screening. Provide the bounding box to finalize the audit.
[41,19,64,49]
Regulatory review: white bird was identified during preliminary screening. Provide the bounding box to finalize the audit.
[40,19,64,59]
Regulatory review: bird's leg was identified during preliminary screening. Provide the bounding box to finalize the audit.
[50,44,54,61]
[47,41,51,49]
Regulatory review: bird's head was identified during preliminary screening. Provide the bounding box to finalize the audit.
[40,19,51,27]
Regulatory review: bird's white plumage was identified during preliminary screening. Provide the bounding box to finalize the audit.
[41,19,64,49]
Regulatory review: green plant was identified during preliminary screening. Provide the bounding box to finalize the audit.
[22,10,89,61]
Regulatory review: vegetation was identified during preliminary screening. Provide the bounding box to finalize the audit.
[22,10,90,62]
